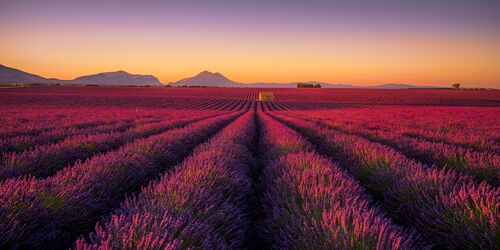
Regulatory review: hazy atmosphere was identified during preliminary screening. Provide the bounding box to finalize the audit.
[1,0,500,87]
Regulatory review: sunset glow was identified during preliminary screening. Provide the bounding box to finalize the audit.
[1,0,499,87]
[1,2,499,246]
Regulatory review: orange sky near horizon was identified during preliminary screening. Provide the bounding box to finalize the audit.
[1,1,499,88]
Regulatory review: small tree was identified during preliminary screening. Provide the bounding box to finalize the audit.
[452,83,460,89]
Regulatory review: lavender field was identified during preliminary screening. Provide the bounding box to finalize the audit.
[0,86,498,249]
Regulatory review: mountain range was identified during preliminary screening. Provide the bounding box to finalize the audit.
[0,64,162,86]
[170,71,437,89]
[1,64,437,89]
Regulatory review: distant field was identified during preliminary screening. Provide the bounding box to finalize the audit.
[0,86,498,249]
[1,85,499,107]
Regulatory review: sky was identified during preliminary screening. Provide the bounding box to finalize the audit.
[1,0,499,87]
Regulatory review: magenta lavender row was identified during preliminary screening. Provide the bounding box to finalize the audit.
[0,115,166,155]
[0,96,244,140]
[0,111,227,180]
[256,112,421,249]
[0,109,143,140]
[0,118,110,140]
[75,111,256,249]
[0,111,198,158]
[0,120,136,158]
[275,106,499,153]
[0,113,240,249]
[301,106,500,153]
[402,129,499,153]
[0,112,214,179]
[287,113,499,184]
[272,112,499,249]
[1,111,201,176]
[381,132,499,185]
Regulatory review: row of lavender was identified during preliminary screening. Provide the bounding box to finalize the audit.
[256,110,422,248]
[76,111,257,249]
[0,95,249,154]
[0,112,172,155]
[0,112,241,249]
[267,104,499,153]
[1,109,170,140]
[0,108,132,139]
[0,111,226,180]
[270,111,499,249]
[0,95,248,179]
[279,110,499,185]
[75,109,425,249]
[0,94,249,141]
[265,103,498,154]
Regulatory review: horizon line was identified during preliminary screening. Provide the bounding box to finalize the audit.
[1,63,495,89]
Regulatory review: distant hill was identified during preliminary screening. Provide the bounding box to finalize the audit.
[169,71,436,89]
[72,71,162,86]
[169,72,356,88]
[2,64,444,89]
[374,83,437,89]
[170,71,240,87]
[0,64,49,84]
[0,64,162,86]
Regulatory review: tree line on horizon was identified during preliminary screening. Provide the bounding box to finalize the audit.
[297,83,322,88]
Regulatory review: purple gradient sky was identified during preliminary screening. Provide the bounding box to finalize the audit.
[1,0,499,87]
